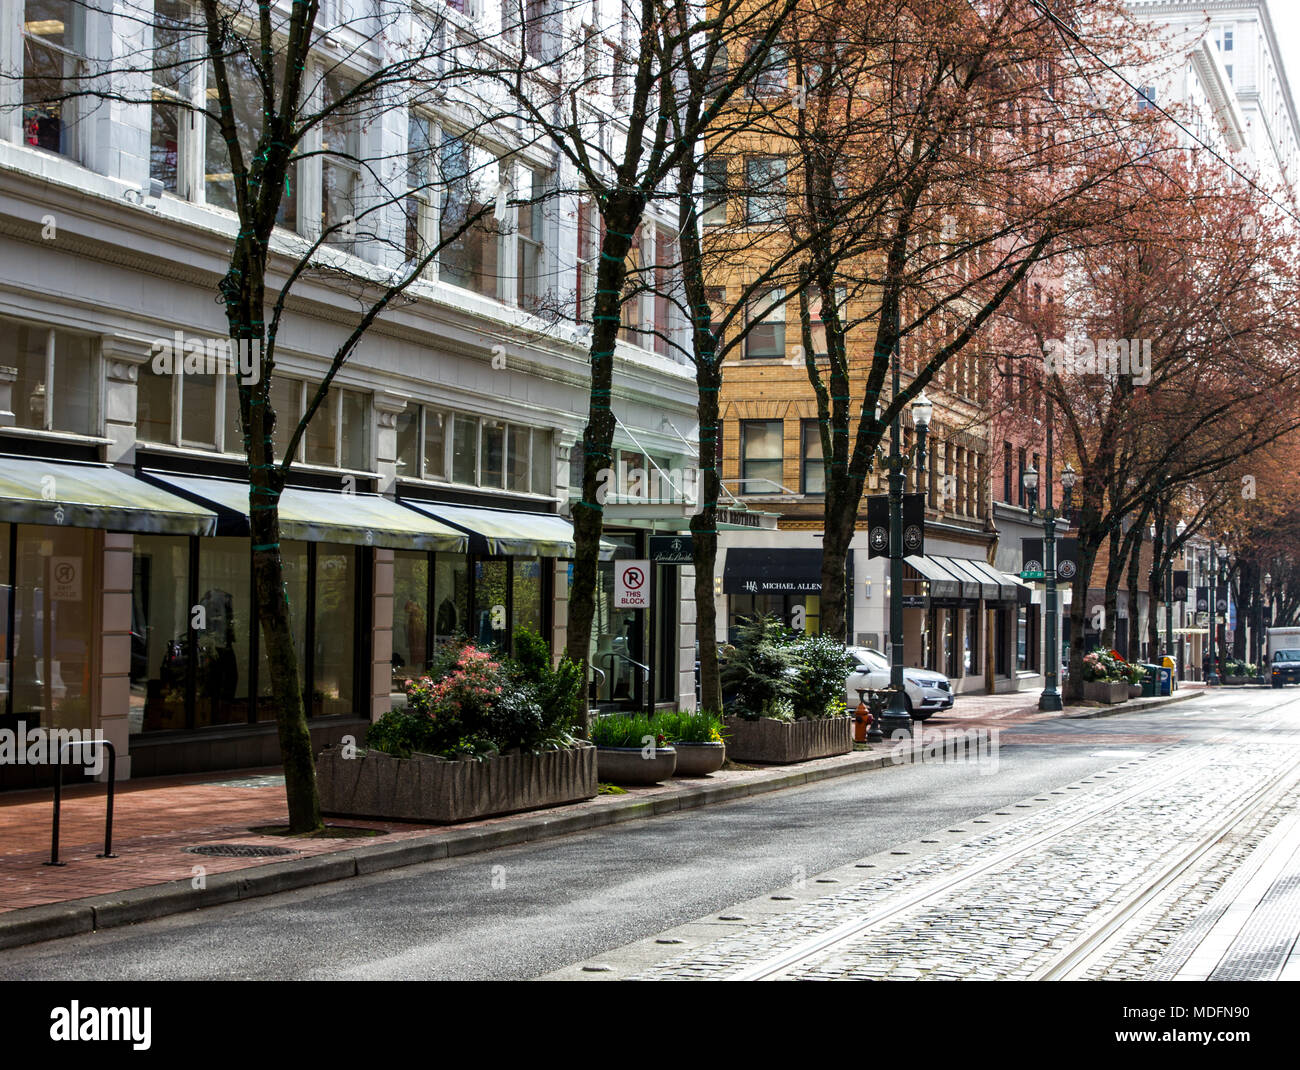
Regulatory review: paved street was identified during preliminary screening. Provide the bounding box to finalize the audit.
[0,687,1295,981]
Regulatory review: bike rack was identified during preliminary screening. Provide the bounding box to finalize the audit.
[45,739,117,867]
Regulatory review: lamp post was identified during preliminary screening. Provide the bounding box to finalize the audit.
[1217,544,1231,677]
[1207,543,1220,684]
[1022,459,1076,712]
[877,377,933,742]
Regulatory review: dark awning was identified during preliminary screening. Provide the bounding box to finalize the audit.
[142,472,466,551]
[904,555,967,601]
[0,456,216,535]
[723,548,822,594]
[401,500,574,557]
[943,557,1000,600]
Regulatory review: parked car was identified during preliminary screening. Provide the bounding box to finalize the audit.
[844,647,954,721]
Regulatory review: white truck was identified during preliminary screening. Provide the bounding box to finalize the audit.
[1266,627,1300,687]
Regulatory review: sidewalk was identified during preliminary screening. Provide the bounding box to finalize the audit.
[0,685,1207,950]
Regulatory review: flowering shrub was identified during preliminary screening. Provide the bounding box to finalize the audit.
[1082,648,1144,684]
[366,632,580,759]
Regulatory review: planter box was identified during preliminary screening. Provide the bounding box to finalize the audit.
[722,716,852,764]
[596,746,677,785]
[316,742,597,823]
[671,741,726,777]
[1083,680,1130,704]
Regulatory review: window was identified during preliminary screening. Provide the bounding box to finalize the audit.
[2,319,95,435]
[401,406,550,492]
[205,52,298,230]
[746,156,787,223]
[22,1,84,159]
[480,421,506,488]
[1137,86,1157,110]
[1222,28,1234,52]
[523,0,558,63]
[654,226,676,357]
[151,1,191,195]
[702,158,728,225]
[801,420,825,495]
[1017,446,1027,507]
[741,420,783,494]
[516,166,547,310]
[423,410,447,480]
[748,39,788,95]
[405,113,437,266]
[440,135,500,299]
[321,73,362,251]
[272,380,369,470]
[576,194,601,322]
[1002,441,1012,503]
[745,288,786,359]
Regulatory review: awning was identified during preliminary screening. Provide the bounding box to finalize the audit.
[401,500,573,557]
[141,472,466,552]
[723,547,822,594]
[1000,571,1034,605]
[904,555,968,601]
[0,456,216,535]
[944,557,1000,600]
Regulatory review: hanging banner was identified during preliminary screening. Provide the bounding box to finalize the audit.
[1021,537,1045,579]
[1173,570,1189,602]
[1217,585,1229,621]
[1056,538,1079,584]
[867,495,889,559]
[903,493,925,558]
[1195,586,1209,613]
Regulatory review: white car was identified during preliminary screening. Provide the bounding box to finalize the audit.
[845,647,954,721]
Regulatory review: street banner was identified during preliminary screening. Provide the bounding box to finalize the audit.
[867,494,889,559]
[1217,585,1229,622]
[903,493,925,557]
[1056,538,1079,584]
[1173,570,1188,601]
[1021,537,1044,576]
[1195,586,1209,613]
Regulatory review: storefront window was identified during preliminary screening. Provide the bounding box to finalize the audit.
[514,557,543,635]
[131,535,190,733]
[260,541,309,723]
[196,537,254,726]
[393,550,429,683]
[314,545,355,716]
[12,526,95,729]
[473,558,509,649]
[434,555,468,641]
[1017,605,1028,671]
[593,535,642,704]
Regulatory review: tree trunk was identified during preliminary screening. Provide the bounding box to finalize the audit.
[1126,531,1143,661]
[564,199,642,695]
[1101,526,1123,650]
[818,487,856,644]
[1146,523,1164,658]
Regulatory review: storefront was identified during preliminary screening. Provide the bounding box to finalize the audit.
[0,455,219,788]
[722,547,833,638]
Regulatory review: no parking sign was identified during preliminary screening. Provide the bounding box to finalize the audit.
[614,560,651,609]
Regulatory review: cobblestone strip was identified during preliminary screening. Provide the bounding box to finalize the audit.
[624,743,1222,980]
[629,742,1297,980]
[1078,784,1300,980]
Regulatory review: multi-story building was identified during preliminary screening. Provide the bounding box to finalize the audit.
[0,0,704,788]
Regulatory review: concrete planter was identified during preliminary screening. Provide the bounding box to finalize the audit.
[670,741,726,777]
[316,742,597,823]
[1083,680,1130,704]
[1127,684,1143,699]
[596,745,677,785]
[722,716,852,764]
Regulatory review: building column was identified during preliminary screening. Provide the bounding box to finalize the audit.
[373,390,408,497]
[101,334,153,469]
[99,532,133,781]
[371,547,394,721]
[678,564,697,711]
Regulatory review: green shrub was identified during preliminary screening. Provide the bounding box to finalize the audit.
[788,633,858,718]
[653,709,724,743]
[589,712,666,749]
[719,615,800,720]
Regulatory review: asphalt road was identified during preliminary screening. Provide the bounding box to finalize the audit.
[1,688,1292,980]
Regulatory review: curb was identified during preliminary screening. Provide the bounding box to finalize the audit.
[1,743,928,951]
[1062,688,1206,720]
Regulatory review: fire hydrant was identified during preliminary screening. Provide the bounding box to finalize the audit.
[854,688,873,742]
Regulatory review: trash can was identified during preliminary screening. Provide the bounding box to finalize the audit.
[1157,665,1172,696]
[1161,655,1178,691]
[1140,664,1160,697]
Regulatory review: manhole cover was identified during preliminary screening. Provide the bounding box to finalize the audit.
[184,844,300,858]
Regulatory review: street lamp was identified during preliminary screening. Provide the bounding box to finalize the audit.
[1217,544,1231,678]
[1023,460,1076,711]
[874,383,933,742]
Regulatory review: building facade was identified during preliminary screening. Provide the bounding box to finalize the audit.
[0,0,703,787]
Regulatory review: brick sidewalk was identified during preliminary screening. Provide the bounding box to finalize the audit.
[0,685,1207,921]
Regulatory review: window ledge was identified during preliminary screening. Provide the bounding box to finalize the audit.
[0,426,111,448]
[400,476,558,503]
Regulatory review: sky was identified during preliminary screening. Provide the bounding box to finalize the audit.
[1268,0,1300,97]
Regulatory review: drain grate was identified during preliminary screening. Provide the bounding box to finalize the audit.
[184,843,299,858]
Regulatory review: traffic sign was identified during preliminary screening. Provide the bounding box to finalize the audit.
[614,559,651,609]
